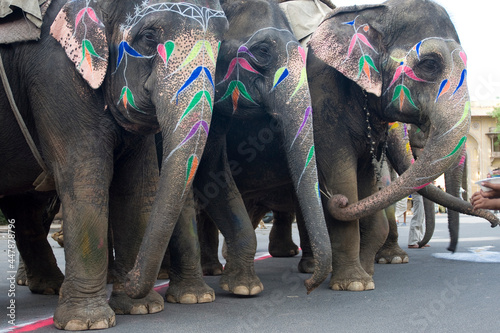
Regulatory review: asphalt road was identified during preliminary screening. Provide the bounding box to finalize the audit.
[1,213,499,332]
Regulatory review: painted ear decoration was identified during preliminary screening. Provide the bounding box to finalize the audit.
[51,0,109,89]
[342,17,379,82]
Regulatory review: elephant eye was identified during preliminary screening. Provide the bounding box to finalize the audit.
[141,29,157,44]
[415,56,443,79]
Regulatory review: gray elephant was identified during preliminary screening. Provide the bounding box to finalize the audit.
[0,0,226,329]
[130,0,333,299]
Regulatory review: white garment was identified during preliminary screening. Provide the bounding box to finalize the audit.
[408,193,425,245]
[395,197,407,219]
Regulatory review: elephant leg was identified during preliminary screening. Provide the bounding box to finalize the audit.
[358,171,390,275]
[269,211,299,257]
[324,165,374,291]
[197,210,223,276]
[375,203,409,264]
[165,189,215,304]
[196,135,263,296]
[0,192,63,294]
[107,135,164,315]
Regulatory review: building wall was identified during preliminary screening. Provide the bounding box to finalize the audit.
[466,100,500,198]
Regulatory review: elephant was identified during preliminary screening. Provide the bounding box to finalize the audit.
[0,0,226,329]
[134,0,333,299]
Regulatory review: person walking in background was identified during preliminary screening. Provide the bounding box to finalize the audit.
[408,192,429,248]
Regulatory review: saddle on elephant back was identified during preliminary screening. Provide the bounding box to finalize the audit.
[278,0,335,48]
[0,0,51,44]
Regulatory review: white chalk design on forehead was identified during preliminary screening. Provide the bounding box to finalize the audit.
[122,2,226,33]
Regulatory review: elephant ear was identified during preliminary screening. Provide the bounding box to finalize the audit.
[50,0,108,89]
[309,5,386,97]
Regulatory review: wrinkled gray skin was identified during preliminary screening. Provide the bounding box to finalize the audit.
[384,124,499,255]
[200,0,475,292]
[193,0,332,296]
[0,0,226,330]
[305,0,471,290]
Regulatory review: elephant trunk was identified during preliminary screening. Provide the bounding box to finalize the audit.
[328,99,471,221]
[274,46,332,292]
[126,31,221,298]
[386,123,500,228]
[417,197,436,248]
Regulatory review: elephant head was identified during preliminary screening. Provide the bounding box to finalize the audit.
[50,0,228,297]
[211,0,332,292]
[308,0,471,221]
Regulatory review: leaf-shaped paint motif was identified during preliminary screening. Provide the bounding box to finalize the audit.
[178,90,213,125]
[403,66,425,82]
[203,67,214,88]
[459,51,467,67]
[238,58,260,75]
[357,55,378,79]
[119,86,139,110]
[178,41,203,70]
[75,8,101,31]
[448,101,470,132]
[117,41,145,68]
[185,154,199,186]
[347,34,358,58]
[452,69,467,95]
[436,79,451,102]
[356,33,375,51]
[273,67,289,89]
[232,85,240,112]
[219,80,255,103]
[158,41,175,64]
[305,145,315,169]
[78,39,101,69]
[388,66,404,89]
[294,106,312,140]
[204,40,216,65]
[237,45,255,59]
[291,67,307,98]
[176,66,205,102]
[444,136,467,159]
[413,41,422,59]
[298,46,306,64]
[392,85,418,109]
[178,120,210,147]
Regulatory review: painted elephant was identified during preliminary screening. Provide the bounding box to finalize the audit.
[299,0,471,289]
[0,0,226,330]
[197,0,473,292]
[166,0,332,297]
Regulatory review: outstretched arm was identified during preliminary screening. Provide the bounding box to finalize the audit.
[471,191,500,210]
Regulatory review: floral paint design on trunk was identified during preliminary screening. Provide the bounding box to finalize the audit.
[117,2,225,193]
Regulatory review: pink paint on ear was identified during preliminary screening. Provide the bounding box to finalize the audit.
[460,51,467,67]
[157,44,167,63]
[298,46,306,64]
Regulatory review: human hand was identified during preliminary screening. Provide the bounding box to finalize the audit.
[471,191,500,210]
[478,181,500,198]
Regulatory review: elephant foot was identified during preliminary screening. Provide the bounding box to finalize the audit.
[157,267,170,280]
[109,286,164,315]
[329,267,374,291]
[27,273,64,295]
[166,278,215,304]
[220,264,263,295]
[269,239,299,257]
[297,256,315,274]
[375,245,409,265]
[16,264,28,286]
[202,261,223,276]
[53,295,116,330]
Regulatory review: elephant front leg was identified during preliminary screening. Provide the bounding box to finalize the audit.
[53,186,115,330]
[165,189,215,304]
[268,211,299,257]
[324,167,374,291]
[107,137,164,316]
